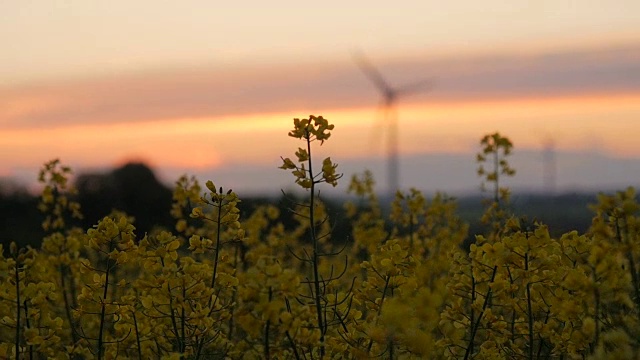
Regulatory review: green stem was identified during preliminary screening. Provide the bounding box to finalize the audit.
[181,279,186,357]
[464,266,498,360]
[168,284,182,354]
[468,269,476,357]
[306,134,325,358]
[593,286,600,352]
[507,266,516,343]
[367,275,391,353]
[133,311,143,360]
[210,197,223,290]
[97,238,115,360]
[14,257,21,360]
[264,287,273,359]
[195,196,225,358]
[285,330,301,360]
[24,300,33,359]
[228,243,239,340]
[525,252,533,360]
[60,264,79,344]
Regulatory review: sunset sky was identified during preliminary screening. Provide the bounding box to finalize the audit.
[1,1,640,195]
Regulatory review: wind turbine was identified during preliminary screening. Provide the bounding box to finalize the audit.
[353,51,433,196]
[542,137,557,194]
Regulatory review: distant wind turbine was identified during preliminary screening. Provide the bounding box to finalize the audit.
[542,137,557,194]
[353,51,433,196]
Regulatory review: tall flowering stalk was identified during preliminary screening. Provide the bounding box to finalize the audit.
[279,115,349,358]
[476,133,516,239]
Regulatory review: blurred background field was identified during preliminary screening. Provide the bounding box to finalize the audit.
[0,161,597,251]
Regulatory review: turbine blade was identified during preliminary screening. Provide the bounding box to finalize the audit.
[395,78,434,97]
[352,50,393,96]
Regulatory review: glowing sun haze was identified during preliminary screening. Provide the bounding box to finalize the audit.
[1,1,639,193]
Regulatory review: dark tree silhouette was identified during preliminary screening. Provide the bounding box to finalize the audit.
[76,163,173,239]
[0,188,44,250]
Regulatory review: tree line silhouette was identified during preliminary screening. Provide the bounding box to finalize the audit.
[1,162,595,252]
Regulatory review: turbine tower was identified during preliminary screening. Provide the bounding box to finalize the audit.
[353,51,432,196]
[542,137,557,194]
